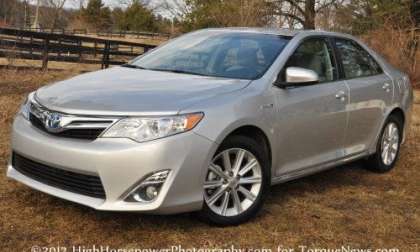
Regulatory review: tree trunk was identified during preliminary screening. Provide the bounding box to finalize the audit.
[413,0,420,27]
[303,0,316,29]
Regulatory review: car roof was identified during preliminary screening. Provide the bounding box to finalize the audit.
[202,27,353,39]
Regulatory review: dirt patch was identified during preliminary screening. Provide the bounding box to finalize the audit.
[0,69,419,251]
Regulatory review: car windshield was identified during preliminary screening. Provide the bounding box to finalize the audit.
[128,31,291,80]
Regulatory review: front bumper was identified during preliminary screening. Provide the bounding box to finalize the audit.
[7,115,216,214]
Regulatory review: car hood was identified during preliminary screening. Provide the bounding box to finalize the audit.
[35,67,251,116]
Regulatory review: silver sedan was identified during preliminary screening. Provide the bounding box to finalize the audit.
[8,28,413,225]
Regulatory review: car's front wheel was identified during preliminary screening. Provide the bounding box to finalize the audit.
[199,135,270,226]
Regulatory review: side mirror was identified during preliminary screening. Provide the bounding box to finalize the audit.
[275,67,319,88]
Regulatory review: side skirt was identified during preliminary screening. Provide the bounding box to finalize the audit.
[270,151,369,185]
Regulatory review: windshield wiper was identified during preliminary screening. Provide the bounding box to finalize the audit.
[122,65,207,77]
[148,68,206,76]
[121,64,148,70]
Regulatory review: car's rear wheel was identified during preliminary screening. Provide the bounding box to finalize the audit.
[366,114,403,173]
[199,135,270,226]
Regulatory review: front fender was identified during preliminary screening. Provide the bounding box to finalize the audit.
[181,85,278,172]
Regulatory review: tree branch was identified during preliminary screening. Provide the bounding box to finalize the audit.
[283,0,305,16]
[316,0,338,12]
[274,10,305,25]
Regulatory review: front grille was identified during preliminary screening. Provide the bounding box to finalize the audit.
[12,152,106,199]
[29,114,106,140]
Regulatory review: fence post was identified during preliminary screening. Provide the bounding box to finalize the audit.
[102,41,110,69]
[78,39,82,62]
[58,38,62,58]
[42,39,49,71]
[29,35,33,58]
[94,41,97,57]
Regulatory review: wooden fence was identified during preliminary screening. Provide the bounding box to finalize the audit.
[25,28,170,39]
[95,30,170,39]
[0,28,158,70]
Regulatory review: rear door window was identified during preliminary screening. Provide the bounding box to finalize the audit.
[334,39,382,79]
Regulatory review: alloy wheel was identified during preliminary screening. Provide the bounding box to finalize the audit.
[204,148,262,217]
[381,122,400,166]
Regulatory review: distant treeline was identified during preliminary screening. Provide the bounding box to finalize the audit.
[0,0,178,34]
[1,0,418,35]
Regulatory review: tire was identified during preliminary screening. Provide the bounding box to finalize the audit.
[199,135,270,226]
[366,114,403,173]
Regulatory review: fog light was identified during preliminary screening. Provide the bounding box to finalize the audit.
[124,170,170,202]
[146,186,158,199]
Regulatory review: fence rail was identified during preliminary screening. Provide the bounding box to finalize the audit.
[0,28,157,70]
[24,27,170,39]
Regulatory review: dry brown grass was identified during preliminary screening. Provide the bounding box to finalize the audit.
[0,69,419,251]
[0,58,103,72]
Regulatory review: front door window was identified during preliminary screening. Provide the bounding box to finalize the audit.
[284,38,338,83]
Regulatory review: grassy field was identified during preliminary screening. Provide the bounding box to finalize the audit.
[0,69,419,251]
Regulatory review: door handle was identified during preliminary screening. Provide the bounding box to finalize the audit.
[260,103,274,109]
[335,90,347,101]
[382,83,391,92]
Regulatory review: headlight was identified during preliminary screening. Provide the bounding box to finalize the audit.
[101,112,204,142]
[19,95,32,120]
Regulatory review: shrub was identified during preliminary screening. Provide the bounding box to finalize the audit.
[361,24,419,88]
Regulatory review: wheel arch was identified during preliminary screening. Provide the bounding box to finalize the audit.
[216,125,273,172]
[370,106,407,154]
[388,107,406,143]
[388,107,405,126]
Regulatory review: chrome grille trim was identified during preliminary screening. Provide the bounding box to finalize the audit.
[28,95,120,140]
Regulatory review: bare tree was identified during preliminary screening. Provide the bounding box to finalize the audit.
[0,0,17,26]
[412,0,420,27]
[41,0,74,29]
[159,0,189,20]
[272,0,341,29]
